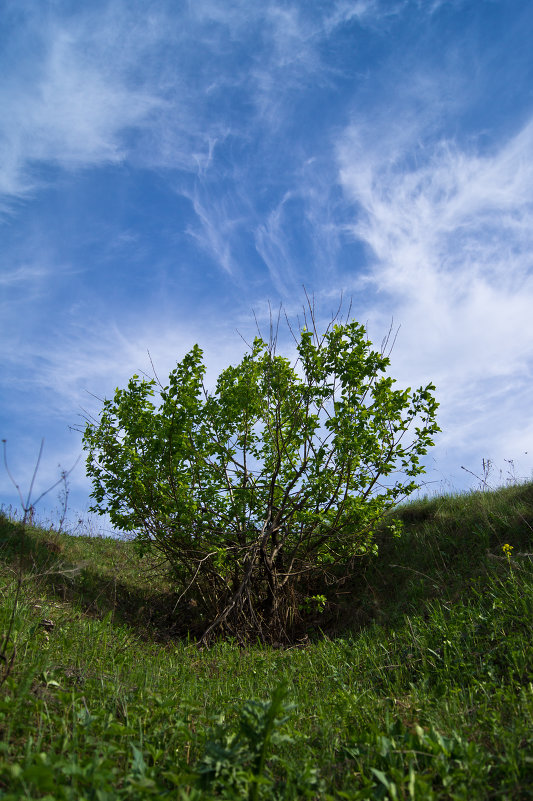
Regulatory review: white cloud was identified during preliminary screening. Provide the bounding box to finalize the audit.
[337,115,533,481]
[0,7,166,203]
[183,185,247,276]
[0,0,388,271]
[0,263,50,287]
[324,0,399,33]
[254,193,300,296]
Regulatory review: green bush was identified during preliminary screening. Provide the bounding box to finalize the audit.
[83,311,439,644]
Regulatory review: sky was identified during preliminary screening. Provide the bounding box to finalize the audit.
[1,0,533,533]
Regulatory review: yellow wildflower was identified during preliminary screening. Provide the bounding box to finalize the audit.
[502,543,514,560]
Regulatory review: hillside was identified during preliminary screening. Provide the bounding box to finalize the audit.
[1,483,532,799]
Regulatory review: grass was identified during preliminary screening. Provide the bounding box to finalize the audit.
[0,482,532,799]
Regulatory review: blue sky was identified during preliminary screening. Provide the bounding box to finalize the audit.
[1,0,533,531]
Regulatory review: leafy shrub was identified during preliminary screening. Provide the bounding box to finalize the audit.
[84,309,439,643]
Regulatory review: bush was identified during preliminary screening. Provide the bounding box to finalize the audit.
[83,308,439,644]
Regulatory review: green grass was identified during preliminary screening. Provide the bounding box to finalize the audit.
[1,483,532,799]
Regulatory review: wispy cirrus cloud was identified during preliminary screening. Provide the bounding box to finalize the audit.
[255,193,301,296]
[337,110,533,473]
[253,169,345,299]
[0,8,166,204]
[0,0,370,265]
[0,0,390,283]
[182,180,253,277]
[0,263,51,287]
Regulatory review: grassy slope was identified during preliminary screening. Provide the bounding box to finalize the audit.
[0,483,532,799]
